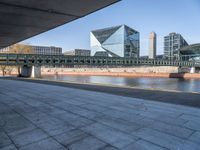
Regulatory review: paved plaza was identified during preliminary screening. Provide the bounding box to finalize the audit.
[0,79,200,150]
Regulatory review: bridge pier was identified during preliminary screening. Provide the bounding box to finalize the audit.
[178,67,182,73]
[20,66,41,78]
[190,67,196,73]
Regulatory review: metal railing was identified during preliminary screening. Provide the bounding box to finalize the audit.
[0,53,199,67]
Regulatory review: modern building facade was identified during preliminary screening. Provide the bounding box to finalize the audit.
[64,49,90,56]
[94,51,109,57]
[0,45,62,55]
[177,43,200,62]
[140,54,163,59]
[164,32,188,59]
[0,47,10,53]
[149,32,157,59]
[90,25,140,58]
[32,46,62,55]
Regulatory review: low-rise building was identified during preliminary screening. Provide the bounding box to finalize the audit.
[0,44,62,55]
[94,51,109,57]
[175,43,200,61]
[32,46,62,55]
[64,49,91,56]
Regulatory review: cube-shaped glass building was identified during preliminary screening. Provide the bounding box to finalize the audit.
[90,25,140,58]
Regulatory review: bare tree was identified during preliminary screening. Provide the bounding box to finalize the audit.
[9,43,33,54]
[0,65,7,76]
[6,66,15,75]
[0,43,34,76]
[9,43,34,75]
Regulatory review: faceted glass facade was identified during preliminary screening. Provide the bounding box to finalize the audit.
[178,43,200,62]
[90,25,140,58]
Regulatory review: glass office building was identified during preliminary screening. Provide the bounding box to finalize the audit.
[90,25,140,58]
[177,43,200,62]
[164,32,188,60]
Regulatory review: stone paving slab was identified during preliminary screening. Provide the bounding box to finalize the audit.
[134,128,185,149]
[81,122,139,149]
[67,136,107,150]
[122,140,167,150]
[148,121,194,139]
[20,138,66,150]
[10,128,49,147]
[1,79,200,150]
[0,144,17,150]
[54,129,89,147]
[0,132,12,148]
[189,132,200,144]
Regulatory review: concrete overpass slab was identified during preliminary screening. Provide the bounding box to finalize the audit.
[0,0,119,48]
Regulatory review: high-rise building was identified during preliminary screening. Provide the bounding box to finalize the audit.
[149,32,157,59]
[164,32,188,59]
[90,25,140,58]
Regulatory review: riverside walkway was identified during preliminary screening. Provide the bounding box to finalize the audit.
[0,79,200,150]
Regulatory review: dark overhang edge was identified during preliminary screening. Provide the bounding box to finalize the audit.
[0,2,80,17]
[1,0,121,48]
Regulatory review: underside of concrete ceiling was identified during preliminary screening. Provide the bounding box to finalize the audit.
[0,0,120,49]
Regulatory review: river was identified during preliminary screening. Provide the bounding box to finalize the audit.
[42,75,200,93]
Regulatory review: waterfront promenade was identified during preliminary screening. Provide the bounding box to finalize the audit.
[1,79,200,149]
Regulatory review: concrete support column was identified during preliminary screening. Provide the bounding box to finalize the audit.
[20,65,41,78]
[190,67,196,74]
[20,66,32,77]
[178,66,182,73]
[31,66,41,78]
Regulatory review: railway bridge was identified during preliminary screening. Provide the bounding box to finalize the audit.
[0,53,199,77]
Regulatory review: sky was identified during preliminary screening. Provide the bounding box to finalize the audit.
[23,0,200,56]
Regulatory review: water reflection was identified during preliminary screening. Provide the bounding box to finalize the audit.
[42,75,200,93]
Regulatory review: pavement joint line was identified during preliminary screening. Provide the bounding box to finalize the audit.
[0,97,76,149]
[2,130,18,150]
[13,88,99,130]
[63,131,115,150]
[18,90,143,145]
[0,91,73,147]
[136,138,169,150]
[17,93,139,149]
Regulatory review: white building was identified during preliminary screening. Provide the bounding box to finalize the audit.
[149,32,157,59]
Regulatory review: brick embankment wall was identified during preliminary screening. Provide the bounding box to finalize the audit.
[0,67,18,76]
[40,67,200,79]
[41,66,179,74]
[1,66,200,79]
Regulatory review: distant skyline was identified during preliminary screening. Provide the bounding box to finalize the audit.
[23,0,200,56]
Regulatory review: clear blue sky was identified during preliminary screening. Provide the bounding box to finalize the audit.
[23,0,200,56]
